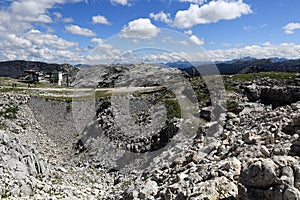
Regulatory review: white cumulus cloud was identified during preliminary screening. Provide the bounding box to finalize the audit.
[11,0,53,23]
[184,30,193,36]
[178,0,206,5]
[110,0,129,6]
[53,12,62,19]
[149,11,172,25]
[173,0,252,28]
[120,18,160,39]
[91,38,104,44]
[190,35,204,45]
[9,0,80,23]
[178,42,300,62]
[180,40,189,46]
[86,42,122,64]
[53,12,74,23]
[92,15,111,25]
[0,28,82,63]
[65,25,96,37]
[27,29,78,50]
[63,17,74,23]
[0,0,82,34]
[0,0,90,63]
[283,22,300,34]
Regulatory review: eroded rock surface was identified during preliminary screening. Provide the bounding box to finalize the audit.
[239,156,300,200]
[241,77,300,107]
[0,130,48,197]
[1,71,300,199]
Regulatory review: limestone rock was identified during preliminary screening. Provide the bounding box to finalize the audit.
[0,130,48,197]
[239,159,278,188]
[239,157,300,200]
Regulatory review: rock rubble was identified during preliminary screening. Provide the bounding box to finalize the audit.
[0,130,47,197]
[1,72,300,199]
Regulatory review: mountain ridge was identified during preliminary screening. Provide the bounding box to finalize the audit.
[1,58,300,80]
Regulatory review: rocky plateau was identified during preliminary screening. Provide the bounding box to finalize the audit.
[0,65,300,200]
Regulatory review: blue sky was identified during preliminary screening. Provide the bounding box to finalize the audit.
[0,0,300,64]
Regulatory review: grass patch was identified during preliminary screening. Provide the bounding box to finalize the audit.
[1,193,9,198]
[164,98,181,119]
[224,72,297,93]
[36,89,111,102]
[95,90,112,98]
[121,180,132,190]
[0,88,25,93]
[0,107,18,119]
[195,90,210,105]
[189,77,211,106]
[0,77,27,87]
[34,81,63,88]
[39,95,73,102]
[229,72,297,81]
[37,91,111,102]
[0,77,64,88]
[226,100,242,114]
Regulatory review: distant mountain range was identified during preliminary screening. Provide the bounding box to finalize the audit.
[215,57,300,75]
[165,57,300,76]
[74,64,91,68]
[0,58,299,80]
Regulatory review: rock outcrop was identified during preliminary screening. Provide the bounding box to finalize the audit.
[122,99,300,199]
[74,90,183,172]
[0,130,48,197]
[71,63,188,88]
[239,156,300,200]
[243,84,300,107]
[1,71,300,199]
[241,76,300,107]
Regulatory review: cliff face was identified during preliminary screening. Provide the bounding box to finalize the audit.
[241,75,300,107]
[28,97,77,158]
[243,85,300,107]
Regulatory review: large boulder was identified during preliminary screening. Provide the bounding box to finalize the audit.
[243,84,300,107]
[238,156,300,200]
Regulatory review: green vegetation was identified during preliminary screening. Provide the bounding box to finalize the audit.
[228,72,296,81]
[120,180,132,190]
[34,81,63,88]
[189,77,211,106]
[1,72,296,109]
[37,90,111,102]
[0,77,112,101]
[0,87,25,93]
[39,96,73,102]
[66,103,72,113]
[226,100,242,114]
[0,77,27,87]
[52,174,63,185]
[95,90,112,98]
[0,77,63,88]
[0,107,18,119]
[0,121,7,130]
[224,72,297,93]
[189,72,298,115]
[164,98,181,119]
[1,193,9,199]
[151,89,182,120]
[195,90,210,105]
